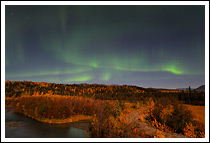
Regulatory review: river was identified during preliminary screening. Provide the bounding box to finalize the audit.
[5,108,90,138]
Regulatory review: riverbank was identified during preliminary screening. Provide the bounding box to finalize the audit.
[5,108,89,138]
[23,113,92,124]
[6,95,103,125]
[6,97,93,124]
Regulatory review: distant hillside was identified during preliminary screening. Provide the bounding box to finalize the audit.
[176,85,205,92]
[195,85,205,92]
[176,87,194,91]
[5,81,154,100]
[5,81,205,105]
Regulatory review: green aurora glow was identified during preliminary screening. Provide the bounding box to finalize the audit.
[5,5,205,88]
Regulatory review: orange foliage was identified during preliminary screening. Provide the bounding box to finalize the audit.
[199,131,205,138]
[122,108,135,116]
[184,104,205,132]
[154,129,165,138]
[12,94,105,121]
[90,113,151,138]
[149,118,174,133]
[183,123,196,138]
[5,97,14,107]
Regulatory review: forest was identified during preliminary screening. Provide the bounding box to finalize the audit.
[5,81,205,105]
[5,81,205,138]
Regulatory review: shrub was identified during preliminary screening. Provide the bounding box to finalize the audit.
[154,129,165,138]
[12,95,105,119]
[90,114,151,138]
[148,96,194,134]
[183,123,196,138]
[113,100,122,117]
[134,101,142,109]
[166,103,193,133]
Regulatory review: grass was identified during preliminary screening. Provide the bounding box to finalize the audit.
[32,115,92,124]
[183,104,205,131]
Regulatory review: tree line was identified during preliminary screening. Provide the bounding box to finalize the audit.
[5,81,205,105]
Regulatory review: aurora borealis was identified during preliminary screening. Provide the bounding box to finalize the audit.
[5,5,205,89]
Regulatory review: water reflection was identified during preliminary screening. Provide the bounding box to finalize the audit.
[5,108,89,138]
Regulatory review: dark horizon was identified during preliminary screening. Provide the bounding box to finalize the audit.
[5,80,205,90]
[5,5,205,89]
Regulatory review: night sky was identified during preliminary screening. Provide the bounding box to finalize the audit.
[5,5,205,89]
